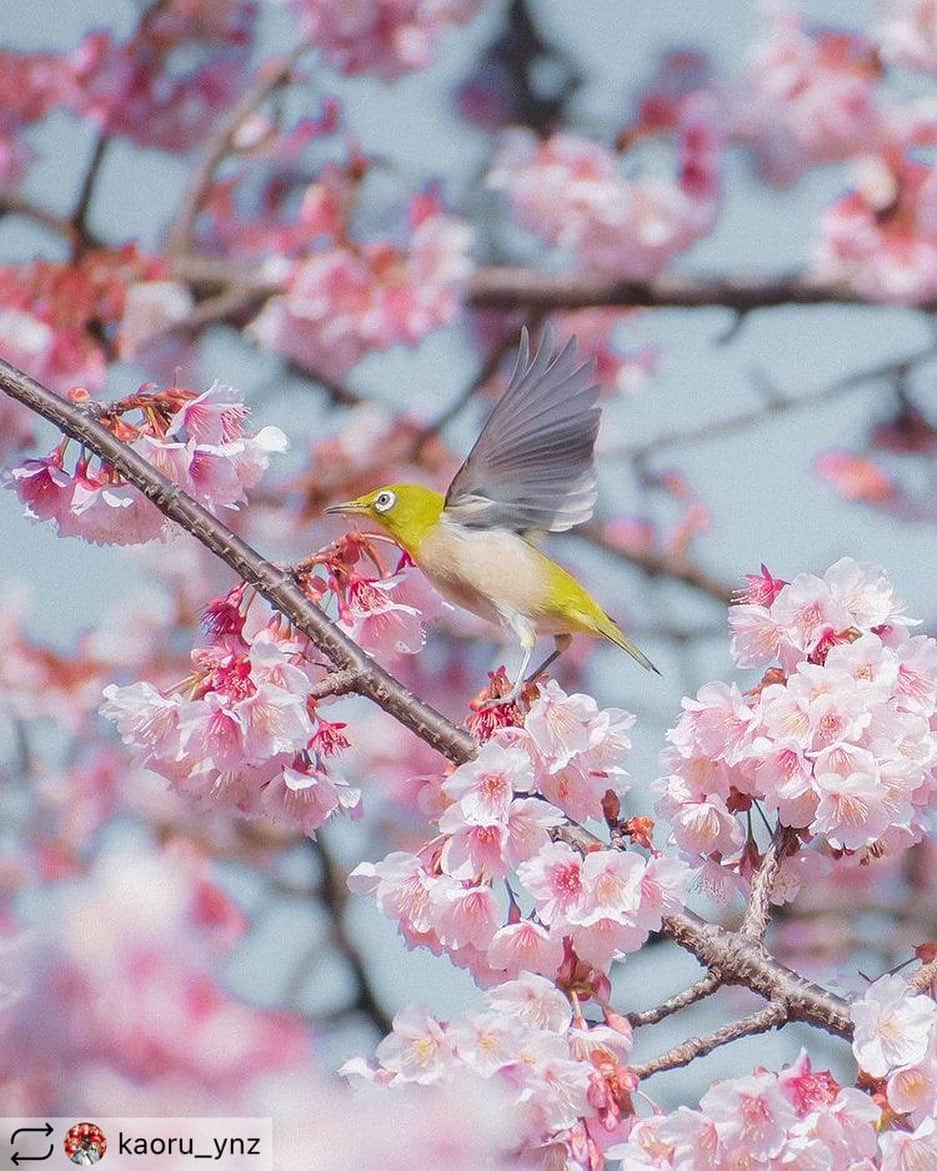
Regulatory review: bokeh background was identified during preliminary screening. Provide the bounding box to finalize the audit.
[2,0,934,1120]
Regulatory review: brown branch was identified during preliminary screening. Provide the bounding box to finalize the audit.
[741,825,798,941]
[311,835,392,1035]
[309,669,363,699]
[578,525,734,605]
[167,42,311,256]
[71,133,110,250]
[630,1002,787,1081]
[0,194,99,249]
[909,957,937,994]
[0,358,856,1045]
[627,973,720,1028]
[467,267,937,313]
[0,358,475,766]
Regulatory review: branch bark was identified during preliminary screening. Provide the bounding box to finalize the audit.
[467,267,937,313]
[630,1002,787,1081]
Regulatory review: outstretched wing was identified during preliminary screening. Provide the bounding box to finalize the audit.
[443,326,601,533]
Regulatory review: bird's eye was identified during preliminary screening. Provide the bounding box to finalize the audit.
[374,490,396,513]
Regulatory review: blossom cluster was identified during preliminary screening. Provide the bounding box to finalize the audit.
[344,971,637,1163]
[606,1047,910,1169]
[98,532,450,833]
[5,382,286,546]
[1,838,308,1113]
[656,559,937,902]
[0,1,253,167]
[0,247,188,394]
[735,6,883,185]
[290,0,482,80]
[351,680,688,983]
[853,973,937,1129]
[249,189,473,380]
[488,93,720,280]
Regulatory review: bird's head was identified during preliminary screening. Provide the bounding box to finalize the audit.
[326,483,445,554]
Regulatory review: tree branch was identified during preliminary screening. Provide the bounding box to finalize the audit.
[630,1002,788,1081]
[0,358,474,766]
[627,973,720,1029]
[467,267,937,313]
[741,826,798,941]
[0,358,855,1044]
[577,525,734,605]
[167,43,311,256]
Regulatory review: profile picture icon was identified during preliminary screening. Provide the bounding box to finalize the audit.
[64,1122,107,1165]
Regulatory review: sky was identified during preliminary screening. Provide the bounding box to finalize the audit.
[1,0,930,1105]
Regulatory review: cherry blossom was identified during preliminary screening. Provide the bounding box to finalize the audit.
[290,0,483,80]
[659,559,937,891]
[488,93,721,280]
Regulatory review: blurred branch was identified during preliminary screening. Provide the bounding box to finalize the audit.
[467,267,937,313]
[577,526,734,605]
[0,194,99,250]
[611,345,937,464]
[167,42,311,256]
[71,133,110,253]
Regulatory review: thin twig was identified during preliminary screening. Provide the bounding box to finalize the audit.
[627,973,720,1028]
[578,525,734,605]
[167,42,311,256]
[611,345,937,464]
[71,133,110,249]
[630,1002,787,1081]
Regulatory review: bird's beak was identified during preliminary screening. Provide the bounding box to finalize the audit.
[325,497,369,516]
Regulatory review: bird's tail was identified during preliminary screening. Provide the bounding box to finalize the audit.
[598,613,660,675]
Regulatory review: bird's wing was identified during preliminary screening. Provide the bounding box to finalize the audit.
[443,326,601,533]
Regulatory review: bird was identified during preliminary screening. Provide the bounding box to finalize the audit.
[326,326,658,704]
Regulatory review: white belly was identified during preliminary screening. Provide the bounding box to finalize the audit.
[418,521,552,638]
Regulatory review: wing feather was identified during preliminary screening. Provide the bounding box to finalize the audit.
[443,326,601,532]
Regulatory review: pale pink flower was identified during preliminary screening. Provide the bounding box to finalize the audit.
[485,972,572,1034]
[729,603,783,668]
[117,280,194,360]
[813,770,892,851]
[447,1011,525,1078]
[503,798,565,869]
[348,852,435,936]
[516,841,584,926]
[879,1115,937,1170]
[770,573,853,658]
[486,922,564,980]
[260,764,362,835]
[524,681,602,771]
[677,681,757,763]
[375,1005,453,1084]
[438,814,507,880]
[571,850,644,928]
[700,1071,799,1161]
[852,973,937,1077]
[886,1047,937,1119]
[668,791,745,856]
[429,878,501,950]
[637,855,690,930]
[442,742,534,823]
[339,573,426,656]
[736,9,883,184]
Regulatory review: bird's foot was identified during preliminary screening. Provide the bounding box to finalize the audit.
[478,689,521,711]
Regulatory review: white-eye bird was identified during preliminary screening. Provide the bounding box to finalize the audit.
[327,327,658,702]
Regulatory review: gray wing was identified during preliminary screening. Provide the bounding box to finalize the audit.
[443,326,601,532]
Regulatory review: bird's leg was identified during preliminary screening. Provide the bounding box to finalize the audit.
[482,616,537,708]
[525,633,572,685]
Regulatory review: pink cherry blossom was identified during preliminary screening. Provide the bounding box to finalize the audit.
[878,1,937,74]
[489,94,721,280]
[852,973,937,1078]
[290,0,482,80]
